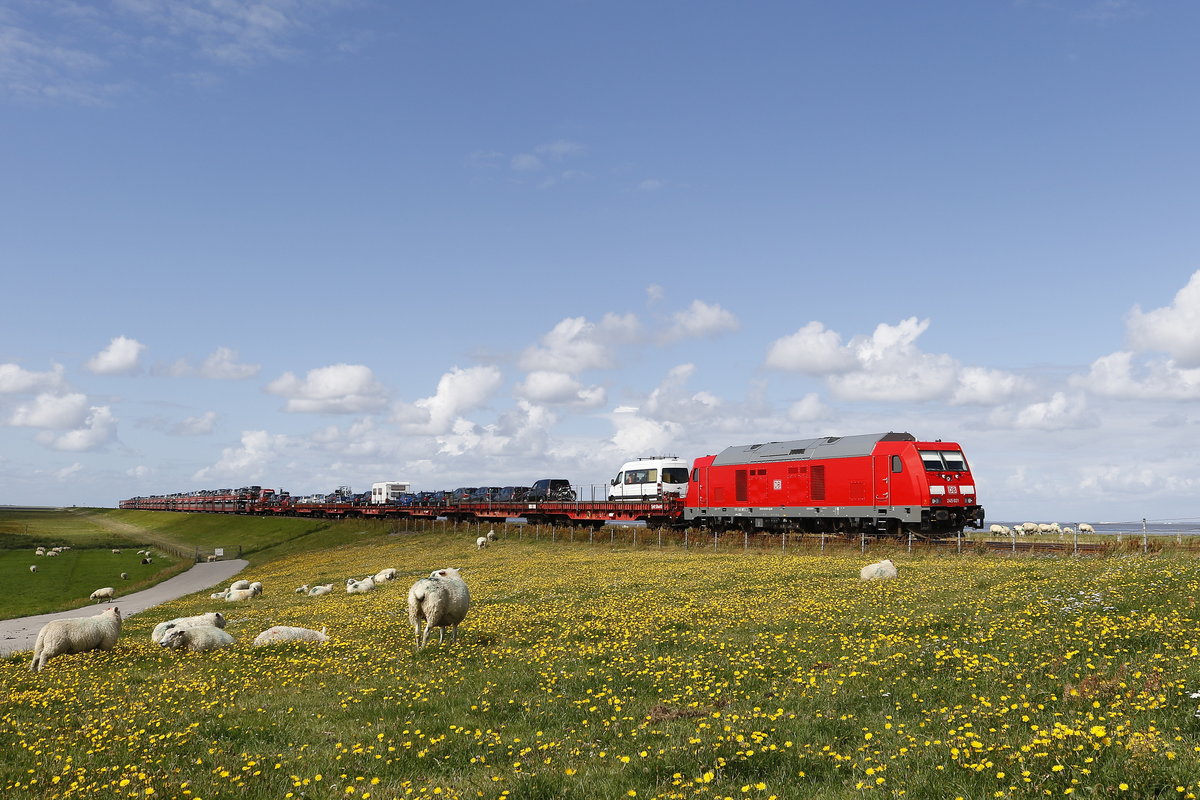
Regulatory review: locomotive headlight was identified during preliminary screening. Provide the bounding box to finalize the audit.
[929,485,946,495]
[961,485,974,494]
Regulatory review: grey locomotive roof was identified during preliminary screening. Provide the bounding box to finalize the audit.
[710,432,916,466]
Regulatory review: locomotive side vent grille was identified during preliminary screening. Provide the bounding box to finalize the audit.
[811,465,826,501]
[735,470,748,502]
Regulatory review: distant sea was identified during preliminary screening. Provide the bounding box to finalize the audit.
[993,520,1200,537]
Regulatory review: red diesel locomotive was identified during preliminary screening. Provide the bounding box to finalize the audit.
[684,431,983,537]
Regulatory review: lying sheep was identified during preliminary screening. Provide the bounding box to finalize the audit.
[209,590,229,600]
[308,584,334,597]
[230,580,251,591]
[294,584,311,594]
[30,607,122,672]
[160,625,235,652]
[476,536,489,549]
[407,567,471,648]
[249,581,263,595]
[346,576,376,594]
[151,612,227,643]
[225,586,261,602]
[90,587,115,602]
[374,568,397,582]
[252,626,329,646]
[859,559,898,580]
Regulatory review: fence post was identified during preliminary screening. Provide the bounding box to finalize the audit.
[744,530,748,552]
[684,529,689,551]
[1073,527,1078,555]
[658,529,662,548]
[860,529,866,555]
[820,530,825,554]
[907,530,912,554]
[1142,518,1148,555]
[1012,527,1016,553]
[956,528,961,555]
[713,530,718,550]
[589,528,594,545]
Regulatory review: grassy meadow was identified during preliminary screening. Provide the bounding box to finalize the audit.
[2,514,1200,799]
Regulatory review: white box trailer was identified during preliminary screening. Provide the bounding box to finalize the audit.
[371,481,411,504]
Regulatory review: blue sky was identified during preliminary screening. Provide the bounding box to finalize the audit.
[2,0,1199,523]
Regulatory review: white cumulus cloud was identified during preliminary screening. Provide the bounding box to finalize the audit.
[9,393,90,429]
[194,430,289,482]
[36,406,117,451]
[0,363,66,393]
[518,313,641,374]
[664,300,739,341]
[951,367,1033,406]
[989,392,1096,431]
[171,411,218,436]
[765,321,858,374]
[266,363,389,413]
[515,371,606,408]
[165,347,261,379]
[86,335,145,375]
[1070,351,1200,399]
[1126,270,1200,366]
[396,365,504,434]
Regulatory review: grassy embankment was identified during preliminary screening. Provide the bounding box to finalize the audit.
[2,512,1200,799]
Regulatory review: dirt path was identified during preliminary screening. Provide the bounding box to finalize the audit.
[71,509,194,555]
[0,558,249,658]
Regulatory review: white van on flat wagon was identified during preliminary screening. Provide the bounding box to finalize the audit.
[608,457,690,501]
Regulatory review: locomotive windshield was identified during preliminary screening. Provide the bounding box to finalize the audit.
[920,450,968,471]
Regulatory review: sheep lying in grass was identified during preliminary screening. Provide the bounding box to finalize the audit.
[230,580,251,591]
[209,590,229,600]
[225,585,262,602]
[407,567,471,648]
[308,584,334,597]
[374,568,397,582]
[151,612,226,644]
[346,576,376,594]
[859,559,898,580]
[294,584,310,594]
[90,587,115,602]
[160,625,234,652]
[30,607,122,672]
[252,626,329,646]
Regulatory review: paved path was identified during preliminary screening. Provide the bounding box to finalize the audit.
[0,559,249,657]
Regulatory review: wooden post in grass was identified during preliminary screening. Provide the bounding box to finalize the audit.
[1142,518,1148,554]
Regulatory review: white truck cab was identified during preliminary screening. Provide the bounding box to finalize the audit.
[608,457,690,501]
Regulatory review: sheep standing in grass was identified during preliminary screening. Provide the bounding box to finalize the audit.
[160,625,234,652]
[151,612,227,644]
[859,559,898,580]
[486,529,497,542]
[120,572,129,580]
[29,565,37,573]
[476,536,489,549]
[407,567,471,648]
[90,587,115,602]
[29,607,122,672]
[1079,523,1096,534]
[346,576,376,594]
[374,568,397,583]
[252,626,329,646]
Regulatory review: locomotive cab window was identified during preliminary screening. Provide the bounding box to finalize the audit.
[891,455,902,473]
[940,451,967,471]
[920,451,945,471]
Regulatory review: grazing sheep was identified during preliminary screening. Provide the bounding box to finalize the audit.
[486,528,497,541]
[346,576,376,594]
[859,559,898,581]
[151,612,227,644]
[230,580,251,591]
[90,587,115,602]
[29,565,38,573]
[374,568,397,583]
[1079,523,1095,534]
[252,626,329,646]
[476,536,489,549]
[225,586,261,602]
[29,607,122,672]
[407,567,471,648]
[160,625,235,652]
[206,555,217,562]
[1020,522,1040,535]
[111,549,121,554]
[45,550,58,557]
[140,557,152,565]
[989,524,1010,535]
[120,572,129,580]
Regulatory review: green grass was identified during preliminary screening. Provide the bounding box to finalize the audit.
[2,523,1200,799]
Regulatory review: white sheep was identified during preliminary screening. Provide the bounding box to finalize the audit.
[120,572,129,580]
[90,587,116,602]
[252,626,329,646]
[859,559,898,581]
[29,565,38,573]
[346,576,376,594]
[486,528,497,542]
[230,580,251,591]
[209,590,230,600]
[206,555,217,563]
[151,612,227,643]
[476,536,489,549]
[1079,523,1095,534]
[989,524,1010,535]
[45,550,58,557]
[308,584,334,597]
[225,586,261,602]
[140,557,152,564]
[249,581,263,595]
[111,549,121,554]
[29,607,122,672]
[160,625,235,652]
[1020,522,1040,535]
[294,584,311,594]
[407,567,471,648]
[374,568,397,582]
